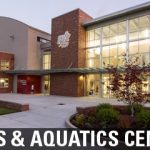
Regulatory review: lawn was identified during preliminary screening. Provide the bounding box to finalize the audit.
[0,107,18,115]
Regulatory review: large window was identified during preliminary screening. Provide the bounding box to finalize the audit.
[86,14,150,97]
[102,21,126,46]
[86,28,101,48]
[43,52,51,70]
[0,78,9,88]
[86,48,100,68]
[102,43,126,68]
[0,60,10,70]
[101,21,127,68]
[86,15,150,68]
[129,15,150,66]
[129,16,150,40]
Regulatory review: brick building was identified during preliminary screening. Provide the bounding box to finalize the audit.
[1,2,150,97]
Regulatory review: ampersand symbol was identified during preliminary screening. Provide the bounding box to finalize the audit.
[11,131,25,147]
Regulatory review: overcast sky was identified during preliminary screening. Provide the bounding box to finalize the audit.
[0,0,149,33]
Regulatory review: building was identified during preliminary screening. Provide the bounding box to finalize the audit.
[0,17,51,94]
[1,2,150,97]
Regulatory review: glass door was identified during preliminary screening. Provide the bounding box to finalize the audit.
[43,75,50,95]
[86,74,100,96]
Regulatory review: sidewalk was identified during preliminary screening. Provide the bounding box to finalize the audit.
[0,94,147,128]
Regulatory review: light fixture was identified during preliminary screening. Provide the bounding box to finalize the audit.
[79,75,84,81]
[143,29,149,38]
[95,48,100,55]
[10,34,15,40]
[0,79,5,83]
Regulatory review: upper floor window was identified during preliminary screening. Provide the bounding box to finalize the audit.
[129,15,150,40]
[86,28,101,48]
[102,21,127,46]
[43,52,51,70]
[0,60,10,70]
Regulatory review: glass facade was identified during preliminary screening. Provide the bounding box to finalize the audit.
[86,14,150,97]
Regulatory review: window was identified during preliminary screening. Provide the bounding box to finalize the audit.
[43,52,51,70]
[86,48,100,68]
[129,15,150,40]
[86,28,101,48]
[0,78,9,88]
[129,41,139,55]
[129,39,150,65]
[102,21,126,45]
[0,60,10,70]
[129,18,139,40]
[86,14,150,69]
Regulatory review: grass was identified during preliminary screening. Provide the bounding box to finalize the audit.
[0,107,18,115]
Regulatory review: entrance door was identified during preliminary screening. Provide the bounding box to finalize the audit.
[86,75,100,96]
[43,75,50,95]
[17,75,41,94]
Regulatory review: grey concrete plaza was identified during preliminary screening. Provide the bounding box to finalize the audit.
[0,94,115,128]
[0,94,149,128]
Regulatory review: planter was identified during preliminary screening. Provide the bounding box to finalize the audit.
[65,114,77,128]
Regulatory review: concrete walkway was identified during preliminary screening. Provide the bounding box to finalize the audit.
[0,94,147,128]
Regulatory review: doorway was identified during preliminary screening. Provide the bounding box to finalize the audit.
[86,74,100,96]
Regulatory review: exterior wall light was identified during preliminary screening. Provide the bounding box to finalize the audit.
[79,75,84,81]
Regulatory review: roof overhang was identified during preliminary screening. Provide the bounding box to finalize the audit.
[1,68,105,75]
[83,2,150,27]
[1,66,150,75]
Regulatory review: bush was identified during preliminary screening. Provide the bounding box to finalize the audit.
[88,116,96,124]
[127,104,143,115]
[96,108,119,127]
[137,110,150,128]
[133,104,144,113]
[96,103,113,113]
[74,114,85,126]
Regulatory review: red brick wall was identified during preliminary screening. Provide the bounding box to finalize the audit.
[50,73,85,97]
[51,9,92,97]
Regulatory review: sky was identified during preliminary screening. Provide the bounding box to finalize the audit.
[0,0,149,33]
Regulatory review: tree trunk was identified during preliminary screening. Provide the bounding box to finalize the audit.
[131,105,134,117]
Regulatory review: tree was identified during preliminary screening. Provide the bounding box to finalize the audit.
[106,55,150,117]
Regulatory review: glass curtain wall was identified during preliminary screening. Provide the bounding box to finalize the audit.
[86,14,150,97]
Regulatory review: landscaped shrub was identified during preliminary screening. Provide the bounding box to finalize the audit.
[127,103,144,115]
[96,103,113,113]
[74,114,85,126]
[96,108,119,128]
[137,110,150,128]
[87,116,96,124]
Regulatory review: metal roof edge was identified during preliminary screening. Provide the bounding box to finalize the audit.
[83,2,150,27]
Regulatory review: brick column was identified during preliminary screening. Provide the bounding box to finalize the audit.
[51,9,92,97]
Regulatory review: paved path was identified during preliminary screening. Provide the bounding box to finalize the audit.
[0,94,148,128]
